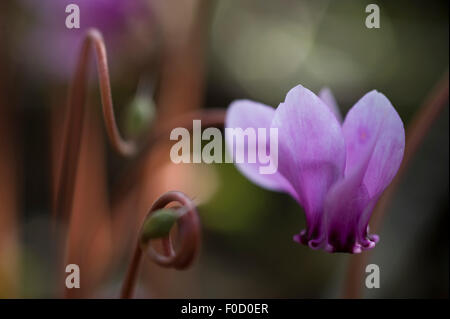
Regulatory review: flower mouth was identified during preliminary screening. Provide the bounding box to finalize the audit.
[294,226,380,254]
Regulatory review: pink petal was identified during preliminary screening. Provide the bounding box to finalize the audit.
[323,173,378,253]
[225,100,295,195]
[342,90,405,198]
[323,90,404,252]
[271,85,346,242]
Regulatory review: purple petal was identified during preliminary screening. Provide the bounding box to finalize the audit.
[342,90,405,198]
[271,85,346,243]
[322,90,404,252]
[225,100,295,195]
[319,87,342,123]
[323,174,378,253]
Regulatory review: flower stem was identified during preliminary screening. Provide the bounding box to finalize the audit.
[343,71,449,298]
[55,27,215,297]
[120,242,143,299]
[54,29,137,223]
[55,28,145,298]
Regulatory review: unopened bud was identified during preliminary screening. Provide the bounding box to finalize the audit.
[140,208,179,245]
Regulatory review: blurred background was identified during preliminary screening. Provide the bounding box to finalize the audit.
[0,0,448,298]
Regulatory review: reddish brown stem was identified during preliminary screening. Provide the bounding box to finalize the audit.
[54,29,137,223]
[54,29,143,299]
[343,71,449,298]
[55,27,219,298]
[120,191,200,299]
[120,241,143,299]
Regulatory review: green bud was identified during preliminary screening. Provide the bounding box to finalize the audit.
[125,95,155,138]
[140,209,179,245]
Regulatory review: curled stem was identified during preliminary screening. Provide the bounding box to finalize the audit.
[120,191,200,299]
[343,71,449,298]
[55,27,217,298]
[54,28,137,222]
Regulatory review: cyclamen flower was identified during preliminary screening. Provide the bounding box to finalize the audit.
[226,85,405,253]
